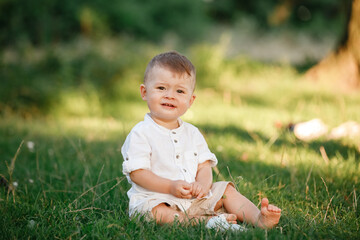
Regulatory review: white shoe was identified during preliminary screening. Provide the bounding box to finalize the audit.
[229,223,247,231]
[206,214,246,232]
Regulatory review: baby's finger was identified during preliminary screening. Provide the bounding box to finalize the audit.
[183,193,192,199]
[180,188,191,196]
[192,185,200,196]
[188,184,193,193]
[182,182,191,190]
[181,189,192,199]
[196,191,204,199]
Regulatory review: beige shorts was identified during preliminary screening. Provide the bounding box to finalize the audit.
[185,181,233,216]
[149,181,233,218]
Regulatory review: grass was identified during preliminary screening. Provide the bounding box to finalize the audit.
[1,38,360,239]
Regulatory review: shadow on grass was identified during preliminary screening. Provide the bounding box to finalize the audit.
[200,124,256,143]
[198,123,360,162]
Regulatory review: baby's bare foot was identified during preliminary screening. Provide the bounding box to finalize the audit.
[258,198,281,229]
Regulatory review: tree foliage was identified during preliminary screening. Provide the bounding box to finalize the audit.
[0,0,348,47]
[0,0,209,46]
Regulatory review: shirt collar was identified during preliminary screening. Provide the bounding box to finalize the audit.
[144,113,184,134]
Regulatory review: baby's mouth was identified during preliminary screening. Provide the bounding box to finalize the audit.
[162,103,176,108]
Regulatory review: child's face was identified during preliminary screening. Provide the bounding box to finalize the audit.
[140,66,196,129]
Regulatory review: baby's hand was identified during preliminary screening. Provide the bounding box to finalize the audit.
[190,182,208,199]
[170,180,192,199]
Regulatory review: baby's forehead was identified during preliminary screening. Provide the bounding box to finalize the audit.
[151,64,193,77]
[147,65,196,88]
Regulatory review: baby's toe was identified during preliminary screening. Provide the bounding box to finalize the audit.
[268,204,281,212]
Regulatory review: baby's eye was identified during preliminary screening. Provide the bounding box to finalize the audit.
[177,89,185,94]
[157,86,165,90]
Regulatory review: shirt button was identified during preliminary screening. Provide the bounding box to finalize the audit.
[126,157,129,161]
[174,140,178,143]
[172,131,176,134]
[194,153,197,156]
[183,169,187,172]
[176,155,180,159]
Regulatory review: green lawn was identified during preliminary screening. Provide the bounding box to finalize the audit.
[1,40,359,239]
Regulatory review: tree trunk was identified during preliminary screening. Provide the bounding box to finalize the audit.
[306,0,360,89]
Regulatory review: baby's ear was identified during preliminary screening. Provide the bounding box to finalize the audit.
[189,94,196,106]
[140,84,147,100]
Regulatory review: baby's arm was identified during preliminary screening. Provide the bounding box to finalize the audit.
[130,169,192,199]
[191,160,213,199]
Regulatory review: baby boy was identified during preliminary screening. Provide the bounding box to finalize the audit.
[121,51,281,229]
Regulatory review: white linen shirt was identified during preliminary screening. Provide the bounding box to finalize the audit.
[121,113,218,216]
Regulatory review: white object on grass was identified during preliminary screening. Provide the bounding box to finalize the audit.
[28,220,36,229]
[293,118,328,141]
[206,214,246,232]
[27,141,35,152]
[328,121,360,139]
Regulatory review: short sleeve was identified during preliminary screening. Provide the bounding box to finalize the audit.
[193,128,218,167]
[121,128,151,182]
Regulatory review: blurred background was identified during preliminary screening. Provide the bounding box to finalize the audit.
[0,0,357,119]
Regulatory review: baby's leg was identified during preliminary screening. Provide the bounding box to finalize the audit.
[151,203,237,225]
[216,184,281,229]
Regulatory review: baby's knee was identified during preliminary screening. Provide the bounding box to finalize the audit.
[224,183,237,195]
[151,203,182,224]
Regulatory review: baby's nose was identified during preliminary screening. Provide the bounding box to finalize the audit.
[165,90,175,98]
